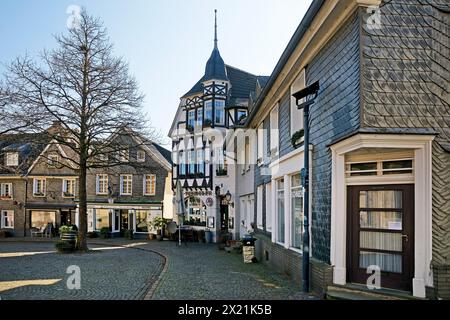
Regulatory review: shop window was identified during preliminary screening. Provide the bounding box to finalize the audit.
[184,197,207,227]
[276,178,285,244]
[291,174,304,250]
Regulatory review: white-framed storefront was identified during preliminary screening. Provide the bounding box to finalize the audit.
[268,144,313,255]
[76,204,163,235]
[330,133,435,298]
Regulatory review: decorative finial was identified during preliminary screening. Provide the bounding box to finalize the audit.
[214,9,218,49]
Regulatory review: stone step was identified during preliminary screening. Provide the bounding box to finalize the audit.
[326,284,422,300]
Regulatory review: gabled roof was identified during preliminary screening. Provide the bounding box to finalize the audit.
[152,143,172,164]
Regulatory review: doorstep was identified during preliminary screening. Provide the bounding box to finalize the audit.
[326,284,425,300]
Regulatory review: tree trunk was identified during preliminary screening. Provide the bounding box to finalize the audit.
[77,163,88,252]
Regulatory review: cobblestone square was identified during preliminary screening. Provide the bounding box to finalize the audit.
[0,239,314,300]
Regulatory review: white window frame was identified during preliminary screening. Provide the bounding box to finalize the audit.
[270,104,279,156]
[120,174,133,196]
[6,152,19,166]
[290,69,305,136]
[0,183,13,200]
[214,100,226,126]
[256,185,264,229]
[144,174,156,196]
[265,182,272,232]
[33,178,46,197]
[1,210,14,229]
[62,179,76,198]
[257,123,264,164]
[137,149,146,163]
[96,174,108,195]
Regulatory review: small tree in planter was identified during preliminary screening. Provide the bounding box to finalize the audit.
[59,225,78,250]
[152,217,168,241]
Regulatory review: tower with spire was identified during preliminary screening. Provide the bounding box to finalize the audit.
[169,9,270,244]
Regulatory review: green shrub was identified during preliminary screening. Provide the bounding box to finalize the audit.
[60,225,77,233]
[100,227,111,238]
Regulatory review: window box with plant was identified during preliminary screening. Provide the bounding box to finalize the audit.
[291,129,305,148]
[216,168,228,176]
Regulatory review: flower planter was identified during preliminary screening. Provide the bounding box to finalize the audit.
[60,231,78,247]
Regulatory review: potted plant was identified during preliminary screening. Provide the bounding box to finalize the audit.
[291,129,305,148]
[100,227,111,239]
[59,225,78,249]
[152,216,168,241]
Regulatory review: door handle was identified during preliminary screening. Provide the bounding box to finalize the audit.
[402,235,409,242]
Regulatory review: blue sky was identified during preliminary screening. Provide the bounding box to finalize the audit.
[0,0,312,146]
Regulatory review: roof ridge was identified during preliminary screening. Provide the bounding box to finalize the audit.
[225,64,258,77]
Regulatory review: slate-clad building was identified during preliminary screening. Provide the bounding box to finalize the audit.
[243,0,449,299]
[0,126,173,238]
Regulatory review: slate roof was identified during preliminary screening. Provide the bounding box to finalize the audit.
[152,143,172,164]
[204,48,228,82]
[182,65,269,107]
[0,133,50,175]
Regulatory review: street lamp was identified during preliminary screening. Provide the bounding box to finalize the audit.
[292,80,320,293]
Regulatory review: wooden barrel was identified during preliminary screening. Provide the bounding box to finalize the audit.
[60,231,77,246]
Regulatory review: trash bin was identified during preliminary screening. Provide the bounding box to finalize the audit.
[242,235,257,263]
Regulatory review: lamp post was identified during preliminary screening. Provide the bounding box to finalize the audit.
[292,81,320,293]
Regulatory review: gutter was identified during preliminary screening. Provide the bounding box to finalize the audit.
[245,0,325,126]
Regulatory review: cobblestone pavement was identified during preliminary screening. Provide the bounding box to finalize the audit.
[0,239,316,300]
[138,240,315,300]
[0,241,164,300]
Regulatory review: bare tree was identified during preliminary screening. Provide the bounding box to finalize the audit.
[0,9,160,251]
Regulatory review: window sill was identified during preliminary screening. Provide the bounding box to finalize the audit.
[33,194,46,198]
[144,194,156,197]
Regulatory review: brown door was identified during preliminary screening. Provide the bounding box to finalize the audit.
[347,185,414,291]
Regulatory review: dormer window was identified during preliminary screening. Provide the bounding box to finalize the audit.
[119,149,129,162]
[137,149,146,163]
[6,152,19,167]
[48,154,59,168]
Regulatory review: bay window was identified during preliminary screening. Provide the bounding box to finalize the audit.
[215,100,225,125]
[204,101,213,125]
[196,108,203,127]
